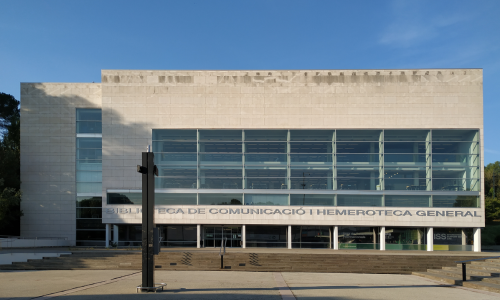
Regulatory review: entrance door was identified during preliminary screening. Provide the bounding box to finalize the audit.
[203,226,241,248]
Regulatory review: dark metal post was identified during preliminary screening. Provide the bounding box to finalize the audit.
[462,263,466,281]
[141,152,155,290]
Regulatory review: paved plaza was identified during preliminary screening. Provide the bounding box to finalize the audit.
[1,270,498,300]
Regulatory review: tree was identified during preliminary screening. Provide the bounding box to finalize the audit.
[484,162,500,223]
[0,92,21,235]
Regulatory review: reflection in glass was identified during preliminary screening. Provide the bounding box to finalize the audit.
[153,141,197,152]
[432,179,479,191]
[199,130,241,141]
[338,227,379,249]
[432,130,478,142]
[245,130,287,141]
[76,208,102,218]
[384,154,426,165]
[156,177,197,188]
[384,142,425,154]
[432,142,476,154]
[336,130,381,141]
[245,154,287,164]
[246,178,287,189]
[246,226,287,248]
[76,182,102,193]
[290,194,335,206]
[76,196,102,207]
[199,142,242,152]
[336,154,379,165]
[77,109,102,121]
[336,142,379,153]
[199,178,242,189]
[291,168,333,177]
[245,168,287,177]
[290,142,332,153]
[198,194,243,205]
[108,193,142,205]
[244,194,288,205]
[77,149,102,160]
[384,179,427,190]
[385,227,427,250]
[76,171,102,182]
[76,122,102,134]
[292,226,330,248]
[337,195,382,206]
[156,194,197,205]
[290,130,333,141]
[385,195,430,207]
[433,228,473,250]
[384,130,428,141]
[157,153,197,164]
[336,178,379,190]
[432,196,478,208]
[152,129,197,141]
[290,154,333,164]
[290,177,332,189]
[199,153,242,164]
[245,142,287,153]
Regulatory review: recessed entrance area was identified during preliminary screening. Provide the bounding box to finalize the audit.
[203,226,241,248]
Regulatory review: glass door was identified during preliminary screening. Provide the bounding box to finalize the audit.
[203,226,241,248]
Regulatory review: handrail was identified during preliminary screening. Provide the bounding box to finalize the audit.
[456,256,500,282]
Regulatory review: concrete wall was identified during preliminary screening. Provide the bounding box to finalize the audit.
[20,83,101,244]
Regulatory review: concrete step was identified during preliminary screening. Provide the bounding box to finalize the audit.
[462,281,500,293]
[412,272,462,285]
[442,266,496,277]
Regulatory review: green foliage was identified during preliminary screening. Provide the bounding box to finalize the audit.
[485,197,500,222]
[485,162,500,198]
[0,93,21,235]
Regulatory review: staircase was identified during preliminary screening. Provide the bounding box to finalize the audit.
[0,251,486,275]
[413,257,500,293]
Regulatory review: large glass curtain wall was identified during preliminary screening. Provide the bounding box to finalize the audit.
[152,129,479,194]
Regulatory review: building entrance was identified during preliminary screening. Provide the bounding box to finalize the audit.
[203,226,241,248]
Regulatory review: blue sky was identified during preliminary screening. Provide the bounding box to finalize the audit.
[1,0,499,164]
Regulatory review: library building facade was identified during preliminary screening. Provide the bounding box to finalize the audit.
[20,69,484,251]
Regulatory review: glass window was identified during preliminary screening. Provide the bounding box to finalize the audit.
[153,129,197,141]
[76,196,102,207]
[384,142,426,154]
[199,178,242,189]
[200,167,242,177]
[77,219,105,230]
[385,179,427,191]
[245,142,287,153]
[156,177,197,188]
[432,196,478,208]
[384,130,429,141]
[76,230,106,241]
[432,179,479,191]
[432,130,478,142]
[76,160,102,171]
[290,194,335,206]
[156,194,197,205]
[164,225,197,247]
[290,154,333,165]
[199,142,242,153]
[338,227,379,249]
[337,178,380,190]
[76,208,102,218]
[157,153,197,165]
[290,130,333,141]
[246,167,287,177]
[245,130,287,141]
[337,195,382,206]
[432,142,477,154]
[337,168,379,178]
[245,154,287,165]
[77,149,102,160]
[336,130,381,141]
[76,122,102,134]
[246,225,287,248]
[245,178,288,189]
[199,130,242,141]
[385,195,430,207]
[77,109,102,121]
[244,194,288,205]
[433,228,473,251]
[158,167,197,177]
[153,141,197,153]
[199,153,242,164]
[198,194,243,205]
[336,154,379,165]
[76,171,102,182]
[292,226,330,248]
[77,138,102,149]
[290,142,332,153]
[76,182,102,194]
[108,193,142,205]
[384,154,426,166]
[385,227,427,250]
[290,177,332,190]
[291,167,333,178]
[336,142,379,153]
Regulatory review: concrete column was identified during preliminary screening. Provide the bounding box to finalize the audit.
[380,227,385,250]
[197,225,201,248]
[333,226,338,250]
[473,228,481,252]
[113,225,119,245]
[462,229,467,246]
[287,225,292,249]
[427,227,433,251]
[105,224,111,247]
[242,225,246,248]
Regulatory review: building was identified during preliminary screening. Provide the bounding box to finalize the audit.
[20,69,484,251]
